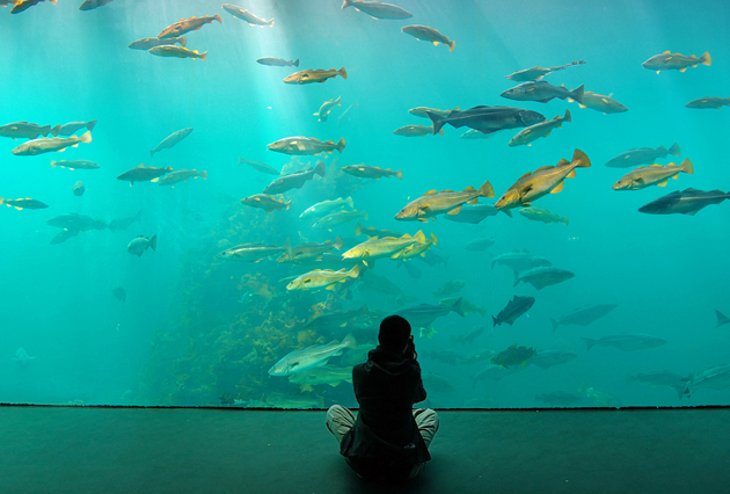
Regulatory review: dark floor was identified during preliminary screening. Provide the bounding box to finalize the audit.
[0,406,728,494]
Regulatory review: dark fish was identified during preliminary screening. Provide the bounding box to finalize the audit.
[491,251,552,277]
[0,121,53,139]
[0,197,48,210]
[72,181,85,197]
[128,37,187,50]
[465,238,495,251]
[257,57,299,67]
[686,97,730,109]
[150,128,193,157]
[108,211,142,232]
[605,144,680,168]
[397,298,464,328]
[54,121,97,136]
[426,106,545,135]
[127,235,157,257]
[112,287,127,302]
[238,158,280,175]
[638,188,730,216]
[444,203,511,224]
[514,266,574,290]
[716,310,730,328]
[550,304,618,331]
[628,371,689,398]
[263,161,325,194]
[117,165,173,185]
[530,350,577,369]
[492,295,535,327]
[79,0,113,11]
[506,60,586,82]
[583,334,667,352]
[501,81,584,104]
[47,213,107,243]
[342,0,412,20]
[491,344,536,368]
[303,306,370,332]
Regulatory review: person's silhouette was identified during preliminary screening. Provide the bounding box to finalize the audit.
[326,315,439,480]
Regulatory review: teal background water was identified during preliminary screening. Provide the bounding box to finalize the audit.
[1,0,728,408]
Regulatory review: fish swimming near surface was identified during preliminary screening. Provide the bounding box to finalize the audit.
[578,91,628,113]
[263,161,325,194]
[715,310,730,328]
[268,136,346,155]
[638,188,730,215]
[491,344,536,368]
[79,0,113,11]
[268,335,357,377]
[514,266,574,290]
[287,265,363,291]
[501,81,584,104]
[314,96,342,122]
[445,203,511,224]
[583,334,667,351]
[240,194,291,212]
[153,169,208,186]
[492,295,535,327]
[342,0,412,19]
[117,164,173,185]
[0,121,54,140]
[72,181,85,197]
[150,128,193,157]
[342,164,403,179]
[426,106,545,135]
[495,149,591,209]
[283,68,347,84]
[396,298,464,328]
[395,181,495,221]
[402,24,455,52]
[158,15,223,38]
[218,244,285,262]
[685,97,730,109]
[508,109,571,147]
[148,45,207,61]
[257,57,299,67]
[642,50,711,73]
[50,160,99,170]
[129,36,187,50]
[11,0,55,14]
[605,144,680,168]
[519,206,569,225]
[613,159,694,191]
[530,350,578,369]
[127,234,157,257]
[0,197,49,210]
[222,3,274,26]
[11,131,92,156]
[238,158,280,175]
[550,304,618,331]
[506,60,586,82]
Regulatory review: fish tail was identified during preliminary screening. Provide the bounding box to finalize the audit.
[86,120,97,132]
[51,125,61,136]
[492,315,498,327]
[79,130,92,144]
[550,318,560,331]
[715,309,730,327]
[563,109,572,122]
[571,84,585,104]
[338,67,348,79]
[348,264,363,278]
[314,160,326,177]
[582,338,596,350]
[562,216,569,225]
[478,180,495,198]
[668,143,681,156]
[336,137,346,152]
[214,14,223,23]
[50,161,57,168]
[425,111,446,135]
[199,51,208,61]
[179,37,187,47]
[149,234,157,251]
[680,158,694,174]
[200,170,208,180]
[449,296,465,317]
[572,149,591,168]
[0,197,4,206]
[341,0,351,8]
[293,59,300,67]
[449,39,456,53]
[342,333,357,349]
[395,170,403,179]
[701,51,712,66]
[267,18,275,27]
[333,236,344,250]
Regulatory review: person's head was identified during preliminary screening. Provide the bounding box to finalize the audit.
[379,315,413,354]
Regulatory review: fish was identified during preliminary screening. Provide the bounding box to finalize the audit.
[341,0,412,20]
[240,194,291,212]
[148,45,207,61]
[685,97,730,109]
[342,164,402,179]
[682,363,730,398]
[578,91,628,113]
[222,3,274,26]
[268,136,346,155]
[395,181,495,222]
[153,169,208,186]
[72,181,85,197]
[491,344,536,368]
[638,188,730,216]
[508,109,571,147]
[314,96,342,122]
[426,106,545,135]
[79,0,113,11]
[257,57,299,67]
[129,36,187,50]
[450,326,485,345]
[393,124,443,137]
[444,204,510,224]
[519,206,569,225]
[11,131,92,156]
[112,287,127,302]
[391,233,438,261]
[50,160,100,170]
[312,209,366,230]
[107,211,142,232]
[263,161,325,194]
[605,144,681,168]
[150,128,193,157]
[501,81,584,104]
[53,120,97,137]
[506,60,586,82]
[342,230,434,262]
[460,129,494,139]
[238,158,279,175]
[530,350,577,369]
[464,238,495,251]
[409,107,453,119]
[268,335,356,376]
[627,371,690,398]
[47,213,107,232]
[283,68,347,85]
[277,238,344,263]
[514,266,574,290]
[491,251,552,277]
[495,149,591,209]
[642,50,711,73]
[299,197,354,220]
[288,365,353,388]
[354,224,402,238]
[218,244,285,262]
[287,265,363,291]
[0,121,54,140]
[716,310,730,328]
[158,15,223,38]
[433,280,466,298]
[303,306,371,332]
[117,164,173,185]
[613,159,694,191]
[550,304,618,331]
[11,0,55,14]
[402,25,455,52]
[492,295,535,327]
[127,234,157,257]
[397,298,464,328]
[0,197,49,210]
[583,334,667,352]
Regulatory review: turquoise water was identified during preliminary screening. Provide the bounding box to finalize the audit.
[1,0,729,408]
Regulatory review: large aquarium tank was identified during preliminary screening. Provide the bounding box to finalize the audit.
[1,0,728,409]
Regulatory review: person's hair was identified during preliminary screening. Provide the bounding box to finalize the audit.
[378,315,411,352]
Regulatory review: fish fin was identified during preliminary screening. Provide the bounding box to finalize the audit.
[336,137,346,153]
[199,51,208,61]
[449,40,456,53]
[467,198,479,205]
[338,67,348,79]
[669,143,681,156]
[396,170,403,179]
[424,189,438,195]
[657,179,669,187]
[578,103,587,109]
[447,205,462,216]
[432,41,440,47]
[681,158,694,174]
[79,130,92,144]
[564,109,572,122]
[50,161,57,168]
[566,169,576,179]
[679,67,687,73]
[550,181,565,194]
[550,319,560,331]
[701,51,712,66]
[479,180,495,198]
[662,50,671,54]
[715,309,730,327]
[149,235,157,251]
[179,37,187,47]
[656,70,661,75]
[582,338,596,350]
[572,149,591,168]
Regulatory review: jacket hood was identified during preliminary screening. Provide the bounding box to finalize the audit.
[366,346,414,375]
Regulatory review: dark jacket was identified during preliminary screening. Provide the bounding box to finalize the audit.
[339,346,431,479]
